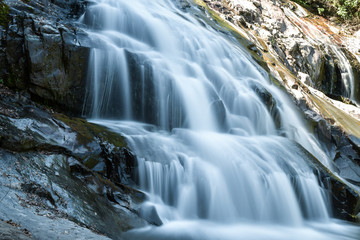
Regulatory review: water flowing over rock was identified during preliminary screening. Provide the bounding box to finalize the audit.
[79,0,360,239]
[1,0,360,239]
[202,0,360,196]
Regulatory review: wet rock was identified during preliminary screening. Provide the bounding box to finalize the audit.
[0,85,147,238]
[100,143,138,186]
[207,0,359,102]
[295,142,360,222]
[1,0,91,116]
[327,175,360,221]
[0,220,32,240]
[21,182,56,206]
[139,203,163,226]
[252,84,281,129]
[306,108,360,186]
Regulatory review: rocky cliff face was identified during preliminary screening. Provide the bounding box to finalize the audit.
[200,0,360,178]
[205,0,360,103]
[0,0,90,115]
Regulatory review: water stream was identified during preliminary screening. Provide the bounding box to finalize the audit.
[80,0,360,239]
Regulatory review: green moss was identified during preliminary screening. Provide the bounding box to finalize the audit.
[53,113,127,149]
[83,156,100,170]
[0,0,10,28]
[292,0,312,9]
[269,74,286,90]
[193,0,206,8]
[291,0,360,22]
[5,67,26,89]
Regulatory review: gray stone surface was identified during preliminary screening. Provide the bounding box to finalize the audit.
[0,220,32,240]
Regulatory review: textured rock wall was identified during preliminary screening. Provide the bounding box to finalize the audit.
[0,0,90,115]
[205,0,360,103]
[0,84,146,239]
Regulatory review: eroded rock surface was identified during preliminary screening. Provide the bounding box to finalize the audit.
[0,0,91,114]
[204,0,360,103]
[0,84,146,239]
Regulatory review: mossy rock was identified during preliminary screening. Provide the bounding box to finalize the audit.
[53,113,127,149]
[0,0,10,28]
[291,0,360,23]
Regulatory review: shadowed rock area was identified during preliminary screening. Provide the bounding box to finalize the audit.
[0,0,91,115]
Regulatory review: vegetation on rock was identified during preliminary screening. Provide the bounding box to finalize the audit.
[292,0,360,23]
[0,0,10,27]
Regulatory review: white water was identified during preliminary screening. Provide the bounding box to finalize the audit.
[80,0,360,239]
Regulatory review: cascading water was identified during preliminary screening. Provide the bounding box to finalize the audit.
[80,0,360,239]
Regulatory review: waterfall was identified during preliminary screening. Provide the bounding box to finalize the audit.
[80,0,360,239]
[328,45,355,100]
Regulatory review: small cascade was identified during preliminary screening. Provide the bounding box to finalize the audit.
[81,0,360,239]
[328,45,355,100]
[284,4,356,101]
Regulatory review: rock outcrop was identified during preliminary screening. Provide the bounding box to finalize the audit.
[0,84,146,239]
[0,0,90,115]
[204,0,360,103]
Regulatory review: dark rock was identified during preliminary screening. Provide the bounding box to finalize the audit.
[24,23,90,114]
[306,106,360,186]
[0,84,147,239]
[21,182,56,206]
[0,0,91,116]
[326,175,360,221]
[252,84,281,129]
